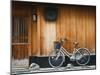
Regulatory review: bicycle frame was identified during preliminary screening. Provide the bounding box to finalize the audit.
[59,46,79,58]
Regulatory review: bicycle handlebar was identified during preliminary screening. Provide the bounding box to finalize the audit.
[58,37,79,46]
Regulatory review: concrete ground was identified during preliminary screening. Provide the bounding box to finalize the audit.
[12,65,96,75]
[11,54,96,74]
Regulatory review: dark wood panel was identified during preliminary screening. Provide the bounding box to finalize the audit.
[12,45,29,59]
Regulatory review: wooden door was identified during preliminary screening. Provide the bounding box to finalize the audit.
[12,5,32,59]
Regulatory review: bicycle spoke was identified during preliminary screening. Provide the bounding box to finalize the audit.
[76,48,90,66]
[49,51,65,68]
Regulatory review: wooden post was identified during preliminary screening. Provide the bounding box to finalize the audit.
[28,8,32,57]
[37,7,41,56]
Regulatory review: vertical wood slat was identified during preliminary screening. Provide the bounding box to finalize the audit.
[76,7,86,48]
[92,8,96,53]
[63,7,71,51]
[69,7,77,53]
[86,7,96,53]
[37,7,41,56]
[28,8,32,56]
[40,7,46,55]
[56,6,61,41]
[31,22,37,56]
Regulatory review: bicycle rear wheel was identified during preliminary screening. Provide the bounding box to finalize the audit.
[48,49,65,68]
[75,48,90,66]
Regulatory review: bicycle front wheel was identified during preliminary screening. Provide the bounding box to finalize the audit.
[75,48,90,66]
[48,49,65,68]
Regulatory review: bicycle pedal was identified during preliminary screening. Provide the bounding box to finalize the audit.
[66,63,73,68]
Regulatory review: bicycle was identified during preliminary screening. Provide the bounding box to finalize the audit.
[48,38,90,68]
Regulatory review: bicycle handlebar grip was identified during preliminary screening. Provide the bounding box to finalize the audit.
[73,41,79,45]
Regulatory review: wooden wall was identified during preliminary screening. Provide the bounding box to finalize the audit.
[12,2,96,59]
[37,5,96,56]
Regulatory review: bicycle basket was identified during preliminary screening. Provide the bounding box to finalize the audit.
[54,41,61,49]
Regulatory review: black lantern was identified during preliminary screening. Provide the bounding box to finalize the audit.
[44,6,58,21]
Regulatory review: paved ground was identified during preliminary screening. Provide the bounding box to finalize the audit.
[12,65,96,75]
[11,54,96,74]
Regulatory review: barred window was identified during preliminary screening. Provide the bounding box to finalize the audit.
[12,17,28,43]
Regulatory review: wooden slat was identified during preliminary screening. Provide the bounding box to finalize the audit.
[28,8,32,56]
[37,7,41,56]
[40,7,45,55]
[76,7,86,48]
[86,7,96,53]
[56,6,61,41]
[64,7,71,51]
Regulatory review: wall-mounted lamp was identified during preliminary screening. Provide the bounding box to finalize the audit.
[32,14,37,22]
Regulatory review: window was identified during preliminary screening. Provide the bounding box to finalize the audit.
[12,17,28,43]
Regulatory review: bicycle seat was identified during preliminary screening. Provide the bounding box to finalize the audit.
[73,41,79,45]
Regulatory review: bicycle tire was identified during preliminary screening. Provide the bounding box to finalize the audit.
[75,48,90,66]
[48,49,65,68]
